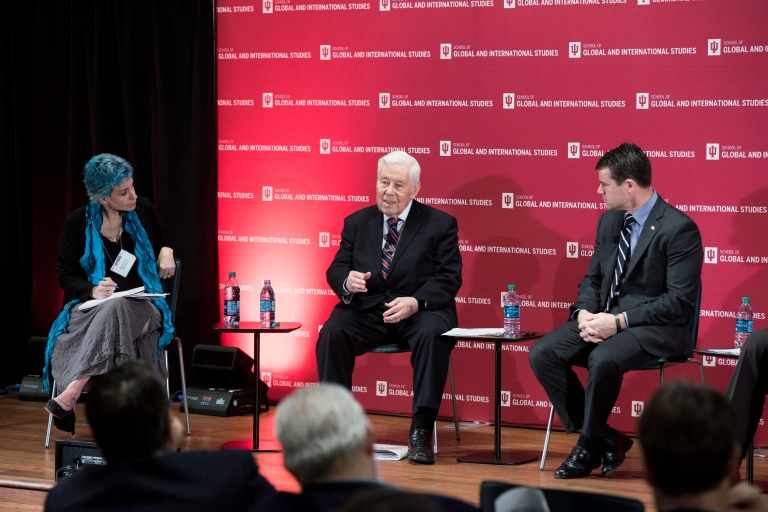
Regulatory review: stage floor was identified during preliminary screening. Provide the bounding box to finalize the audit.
[2,396,767,512]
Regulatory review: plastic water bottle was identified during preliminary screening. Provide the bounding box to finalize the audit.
[260,279,276,327]
[734,297,754,348]
[223,271,240,326]
[503,284,520,336]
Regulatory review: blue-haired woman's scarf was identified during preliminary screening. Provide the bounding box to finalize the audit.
[42,202,174,394]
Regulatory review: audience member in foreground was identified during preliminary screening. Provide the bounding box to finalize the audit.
[639,382,768,512]
[254,383,478,512]
[45,361,275,512]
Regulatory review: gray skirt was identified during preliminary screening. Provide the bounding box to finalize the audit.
[50,297,168,394]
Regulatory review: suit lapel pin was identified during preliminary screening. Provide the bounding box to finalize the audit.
[651,225,656,230]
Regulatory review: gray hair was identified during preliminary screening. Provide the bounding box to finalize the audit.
[275,384,369,485]
[377,151,421,188]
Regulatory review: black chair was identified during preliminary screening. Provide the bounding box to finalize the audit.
[540,280,704,470]
[45,258,190,447]
[480,481,645,512]
[367,343,460,453]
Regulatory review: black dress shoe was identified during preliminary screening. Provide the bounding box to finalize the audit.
[554,445,601,479]
[600,429,633,477]
[407,426,435,465]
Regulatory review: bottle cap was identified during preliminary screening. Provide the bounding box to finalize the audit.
[229,271,236,277]
[743,297,750,302]
[508,284,516,290]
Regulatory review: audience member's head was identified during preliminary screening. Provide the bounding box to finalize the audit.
[275,383,375,486]
[639,382,746,511]
[87,361,182,463]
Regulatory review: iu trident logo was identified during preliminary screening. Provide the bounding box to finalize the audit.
[320,139,331,154]
[706,143,720,160]
[440,140,451,156]
[501,391,511,407]
[636,93,649,109]
[263,0,273,13]
[319,232,330,248]
[379,93,390,109]
[704,247,718,264]
[631,401,644,417]
[262,186,273,201]
[320,45,331,60]
[503,93,515,110]
[708,39,721,56]
[569,42,581,59]
[376,381,388,397]
[703,355,716,367]
[440,44,452,60]
[380,0,390,10]
[502,193,514,209]
[568,142,580,159]
[262,93,273,108]
[504,0,515,8]
[567,242,578,259]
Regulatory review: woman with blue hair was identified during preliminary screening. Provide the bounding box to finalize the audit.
[44,154,176,432]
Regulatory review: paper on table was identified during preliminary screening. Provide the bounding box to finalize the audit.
[704,348,741,356]
[373,444,409,460]
[78,286,146,310]
[442,327,504,337]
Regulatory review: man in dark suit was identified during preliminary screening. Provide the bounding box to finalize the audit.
[45,361,275,512]
[317,151,462,465]
[254,384,477,512]
[529,142,703,479]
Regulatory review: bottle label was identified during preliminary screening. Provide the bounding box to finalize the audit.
[260,299,275,312]
[736,319,753,334]
[504,305,520,319]
[224,300,239,315]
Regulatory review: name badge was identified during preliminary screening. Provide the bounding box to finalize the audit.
[111,250,137,277]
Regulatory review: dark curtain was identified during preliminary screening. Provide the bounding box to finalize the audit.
[0,0,219,388]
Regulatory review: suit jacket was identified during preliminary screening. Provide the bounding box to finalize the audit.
[253,480,479,512]
[571,194,703,357]
[45,450,275,512]
[326,200,463,324]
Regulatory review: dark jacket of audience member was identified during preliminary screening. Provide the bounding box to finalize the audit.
[45,361,275,512]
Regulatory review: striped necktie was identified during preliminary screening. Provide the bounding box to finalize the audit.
[381,217,400,279]
[606,214,635,312]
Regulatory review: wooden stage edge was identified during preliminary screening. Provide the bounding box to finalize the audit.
[3,397,768,512]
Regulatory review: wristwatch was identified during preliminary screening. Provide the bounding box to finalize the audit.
[417,299,432,312]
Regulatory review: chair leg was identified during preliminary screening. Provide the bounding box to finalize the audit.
[448,357,460,441]
[176,337,191,435]
[45,380,57,449]
[164,351,171,399]
[660,363,666,386]
[692,359,706,385]
[540,404,555,471]
[433,421,438,455]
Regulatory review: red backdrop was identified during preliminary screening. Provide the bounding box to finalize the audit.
[215,0,768,439]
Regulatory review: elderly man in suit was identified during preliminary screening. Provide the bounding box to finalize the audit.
[255,384,477,512]
[316,151,462,465]
[529,142,703,479]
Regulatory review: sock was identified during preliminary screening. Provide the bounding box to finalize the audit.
[576,433,600,455]
[411,407,438,432]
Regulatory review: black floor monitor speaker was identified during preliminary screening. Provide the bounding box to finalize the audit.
[18,375,49,401]
[191,344,269,412]
[55,439,105,480]
[180,387,249,416]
